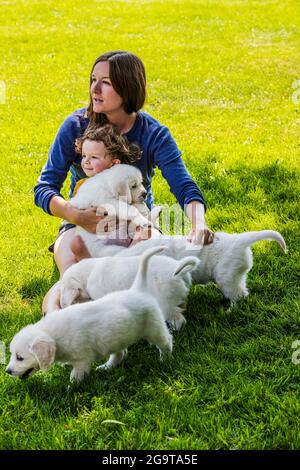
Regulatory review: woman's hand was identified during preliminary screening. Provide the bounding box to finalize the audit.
[49,197,109,234]
[185,201,214,246]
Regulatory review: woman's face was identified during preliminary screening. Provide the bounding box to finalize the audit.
[90,61,123,115]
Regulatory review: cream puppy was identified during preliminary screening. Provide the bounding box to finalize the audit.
[115,230,287,303]
[71,164,157,257]
[6,247,173,383]
[60,254,200,330]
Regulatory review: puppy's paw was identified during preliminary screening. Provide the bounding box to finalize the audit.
[159,349,172,362]
[70,366,90,383]
[168,313,187,331]
[96,351,127,371]
[96,363,111,371]
[158,339,173,361]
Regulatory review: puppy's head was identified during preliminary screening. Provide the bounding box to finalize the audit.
[130,173,147,204]
[6,325,56,379]
[111,165,147,204]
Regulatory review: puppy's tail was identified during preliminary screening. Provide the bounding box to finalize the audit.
[130,246,165,292]
[173,256,200,277]
[235,230,287,253]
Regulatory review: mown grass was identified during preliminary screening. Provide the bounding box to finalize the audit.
[0,0,299,450]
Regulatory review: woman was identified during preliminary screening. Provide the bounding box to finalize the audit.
[35,51,213,313]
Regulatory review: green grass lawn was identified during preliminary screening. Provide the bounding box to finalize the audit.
[0,0,299,450]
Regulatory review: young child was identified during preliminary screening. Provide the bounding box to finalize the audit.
[71,124,144,257]
[74,124,141,193]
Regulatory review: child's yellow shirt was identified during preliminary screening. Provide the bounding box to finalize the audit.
[73,177,89,196]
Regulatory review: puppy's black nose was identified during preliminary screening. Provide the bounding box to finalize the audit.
[141,191,147,199]
[6,368,12,375]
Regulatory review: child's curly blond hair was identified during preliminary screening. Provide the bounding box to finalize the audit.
[75,124,141,164]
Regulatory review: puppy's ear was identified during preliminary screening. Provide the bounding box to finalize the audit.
[30,337,56,371]
[117,181,132,204]
[60,286,80,308]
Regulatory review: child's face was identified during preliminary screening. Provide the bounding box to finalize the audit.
[81,139,117,176]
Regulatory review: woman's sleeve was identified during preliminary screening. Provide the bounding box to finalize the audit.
[152,126,206,211]
[34,115,78,215]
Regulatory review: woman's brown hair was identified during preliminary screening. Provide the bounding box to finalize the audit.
[75,124,141,165]
[87,51,146,125]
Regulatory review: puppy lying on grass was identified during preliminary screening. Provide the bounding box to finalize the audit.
[6,247,173,383]
[60,254,200,331]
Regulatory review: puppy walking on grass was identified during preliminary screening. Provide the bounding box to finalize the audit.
[6,247,173,383]
[116,230,287,303]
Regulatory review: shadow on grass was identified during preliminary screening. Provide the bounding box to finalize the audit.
[20,269,59,302]
[193,158,299,209]
[6,352,176,419]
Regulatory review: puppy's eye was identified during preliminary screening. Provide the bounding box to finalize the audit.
[16,354,24,361]
[131,184,137,189]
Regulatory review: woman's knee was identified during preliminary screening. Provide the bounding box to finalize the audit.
[53,228,77,275]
